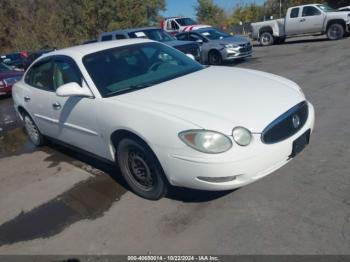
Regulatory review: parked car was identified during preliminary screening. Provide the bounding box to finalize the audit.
[251,4,350,46]
[98,27,201,62]
[176,27,252,65]
[0,62,23,96]
[1,52,27,70]
[12,39,315,200]
[160,16,210,35]
[23,48,56,69]
[338,6,350,12]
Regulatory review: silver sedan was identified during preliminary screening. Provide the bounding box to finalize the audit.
[176,27,252,65]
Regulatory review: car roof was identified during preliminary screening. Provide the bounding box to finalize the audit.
[40,38,153,59]
[101,27,161,35]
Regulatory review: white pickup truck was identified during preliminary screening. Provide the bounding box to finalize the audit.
[251,4,350,46]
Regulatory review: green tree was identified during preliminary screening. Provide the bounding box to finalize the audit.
[195,0,226,26]
[0,0,165,53]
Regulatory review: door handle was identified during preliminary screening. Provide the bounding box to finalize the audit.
[300,18,306,22]
[24,96,31,102]
[52,102,61,110]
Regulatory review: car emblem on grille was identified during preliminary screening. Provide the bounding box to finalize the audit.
[292,114,300,129]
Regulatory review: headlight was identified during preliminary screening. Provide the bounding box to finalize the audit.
[179,130,232,154]
[232,127,252,146]
[224,43,238,48]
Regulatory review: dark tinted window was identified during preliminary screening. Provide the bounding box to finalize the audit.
[171,21,179,30]
[26,60,54,91]
[302,6,321,16]
[115,34,126,39]
[176,33,188,41]
[128,29,175,42]
[189,33,202,41]
[53,58,81,89]
[290,8,299,18]
[101,35,113,41]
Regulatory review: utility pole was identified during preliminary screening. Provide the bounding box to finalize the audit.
[279,0,282,18]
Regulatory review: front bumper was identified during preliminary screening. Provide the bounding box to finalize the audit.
[221,46,253,61]
[156,102,315,191]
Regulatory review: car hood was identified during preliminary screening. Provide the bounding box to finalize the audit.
[209,36,250,45]
[326,11,350,19]
[113,66,305,134]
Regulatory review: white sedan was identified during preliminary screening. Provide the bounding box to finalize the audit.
[13,39,315,200]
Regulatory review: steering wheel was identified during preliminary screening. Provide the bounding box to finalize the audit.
[148,61,163,72]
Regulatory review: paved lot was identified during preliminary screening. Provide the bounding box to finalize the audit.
[0,36,349,255]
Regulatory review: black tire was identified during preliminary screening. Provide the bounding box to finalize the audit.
[208,50,222,65]
[116,138,168,200]
[327,23,344,40]
[23,113,45,146]
[260,32,274,46]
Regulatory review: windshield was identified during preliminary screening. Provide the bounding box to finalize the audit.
[176,18,197,26]
[83,42,204,98]
[0,62,13,73]
[128,29,175,42]
[199,28,230,40]
[317,5,335,12]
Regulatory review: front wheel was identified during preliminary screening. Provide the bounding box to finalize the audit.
[260,32,274,46]
[208,50,223,65]
[116,138,168,200]
[327,23,344,41]
[23,114,45,146]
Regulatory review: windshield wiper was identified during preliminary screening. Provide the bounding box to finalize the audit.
[104,83,152,97]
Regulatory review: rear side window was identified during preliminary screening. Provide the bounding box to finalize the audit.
[25,60,54,91]
[101,35,113,41]
[290,8,299,18]
[302,6,321,17]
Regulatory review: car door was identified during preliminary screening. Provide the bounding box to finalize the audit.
[22,58,58,137]
[50,56,108,158]
[299,6,324,34]
[285,7,302,35]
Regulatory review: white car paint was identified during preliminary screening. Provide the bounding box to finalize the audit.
[13,39,315,191]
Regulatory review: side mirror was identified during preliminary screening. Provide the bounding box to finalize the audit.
[186,54,195,60]
[56,82,93,98]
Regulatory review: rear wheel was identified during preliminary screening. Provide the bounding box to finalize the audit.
[327,23,344,40]
[116,138,168,200]
[208,50,222,65]
[260,32,274,46]
[23,114,44,146]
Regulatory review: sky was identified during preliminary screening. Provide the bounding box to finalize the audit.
[161,0,265,18]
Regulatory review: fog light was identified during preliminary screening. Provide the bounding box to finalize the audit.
[197,176,237,183]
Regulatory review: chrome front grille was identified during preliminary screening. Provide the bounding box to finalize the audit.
[261,101,309,144]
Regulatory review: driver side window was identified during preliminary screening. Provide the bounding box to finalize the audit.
[302,6,321,17]
[53,58,82,89]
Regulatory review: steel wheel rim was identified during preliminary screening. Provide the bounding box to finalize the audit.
[24,117,40,145]
[126,150,154,191]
